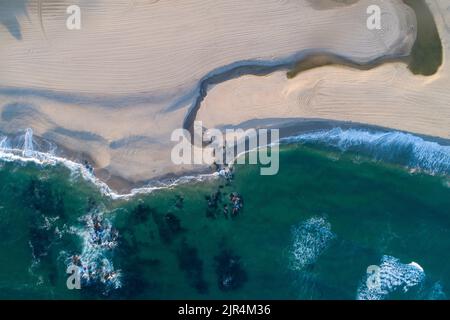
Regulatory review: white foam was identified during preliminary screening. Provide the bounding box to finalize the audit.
[0,129,219,200]
[409,261,424,272]
[0,136,8,149]
[290,216,335,270]
[282,128,450,175]
[357,255,426,300]
[3,127,447,200]
[73,213,122,291]
[22,128,34,157]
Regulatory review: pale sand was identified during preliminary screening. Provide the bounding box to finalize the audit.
[197,0,450,141]
[0,0,418,188]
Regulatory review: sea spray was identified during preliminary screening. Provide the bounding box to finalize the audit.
[69,212,122,291]
[23,128,34,157]
[0,136,8,149]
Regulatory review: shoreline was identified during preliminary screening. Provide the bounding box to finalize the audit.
[184,0,443,138]
[2,0,447,189]
[1,118,449,197]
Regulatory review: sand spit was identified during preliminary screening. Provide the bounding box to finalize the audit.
[197,0,450,142]
[0,0,418,184]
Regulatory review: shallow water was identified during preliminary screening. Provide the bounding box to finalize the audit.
[0,137,449,299]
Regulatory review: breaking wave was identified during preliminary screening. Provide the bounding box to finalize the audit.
[282,128,450,175]
[66,212,121,292]
[0,129,218,200]
[290,217,335,270]
[357,255,426,300]
[2,127,448,200]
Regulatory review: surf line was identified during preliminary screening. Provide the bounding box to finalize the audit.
[1,126,448,200]
[0,129,219,200]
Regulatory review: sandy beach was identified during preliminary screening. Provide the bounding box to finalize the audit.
[197,0,450,140]
[1,0,447,190]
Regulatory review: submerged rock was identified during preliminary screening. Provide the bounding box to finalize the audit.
[165,213,183,234]
[131,203,154,224]
[152,210,184,244]
[214,249,247,291]
[177,240,209,294]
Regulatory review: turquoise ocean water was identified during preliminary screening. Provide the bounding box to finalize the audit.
[0,128,449,299]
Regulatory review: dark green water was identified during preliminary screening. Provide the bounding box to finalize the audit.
[0,144,449,299]
[403,0,443,75]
